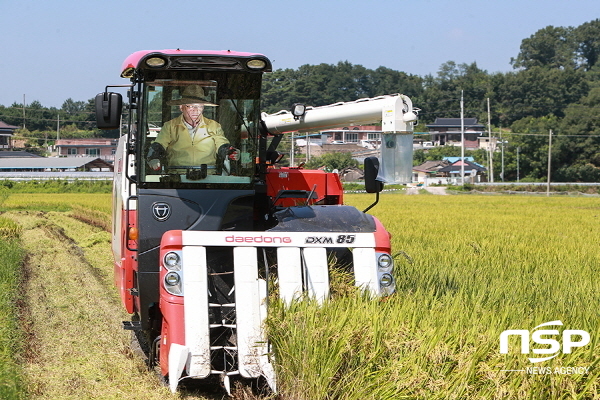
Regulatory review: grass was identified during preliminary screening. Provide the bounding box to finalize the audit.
[0,193,112,214]
[0,218,25,400]
[0,179,112,194]
[453,183,600,195]
[266,193,600,399]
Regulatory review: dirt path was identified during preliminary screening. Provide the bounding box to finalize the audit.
[8,211,220,400]
[405,186,448,195]
[423,186,448,195]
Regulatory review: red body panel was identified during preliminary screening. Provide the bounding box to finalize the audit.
[159,299,185,377]
[158,231,185,377]
[115,209,137,314]
[372,216,392,253]
[266,167,344,207]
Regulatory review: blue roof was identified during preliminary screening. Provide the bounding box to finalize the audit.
[444,157,474,163]
[442,157,485,169]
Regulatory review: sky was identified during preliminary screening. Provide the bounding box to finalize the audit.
[1,0,599,109]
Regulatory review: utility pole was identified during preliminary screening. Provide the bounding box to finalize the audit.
[22,94,26,129]
[487,98,494,182]
[460,90,465,185]
[290,132,294,167]
[500,127,504,182]
[547,129,553,196]
[57,114,60,141]
[517,146,520,183]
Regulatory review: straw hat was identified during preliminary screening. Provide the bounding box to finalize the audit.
[167,85,217,106]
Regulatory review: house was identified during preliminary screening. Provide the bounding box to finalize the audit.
[294,126,382,158]
[412,160,451,183]
[295,126,382,147]
[319,126,382,147]
[437,158,487,183]
[338,166,364,182]
[0,121,19,150]
[478,135,499,151]
[426,118,485,149]
[413,157,486,185]
[55,139,118,162]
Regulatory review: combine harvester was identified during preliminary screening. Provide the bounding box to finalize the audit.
[95,49,417,394]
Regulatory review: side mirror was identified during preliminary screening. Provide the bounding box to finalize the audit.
[95,92,123,130]
[364,156,384,193]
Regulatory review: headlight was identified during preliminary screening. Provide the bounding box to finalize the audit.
[145,56,167,68]
[377,254,393,271]
[163,250,183,295]
[379,273,394,287]
[247,59,267,70]
[165,271,180,286]
[164,251,181,270]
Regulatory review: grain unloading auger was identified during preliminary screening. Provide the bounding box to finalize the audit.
[95,49,417,394]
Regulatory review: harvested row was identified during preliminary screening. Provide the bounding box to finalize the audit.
[7,210,214,400]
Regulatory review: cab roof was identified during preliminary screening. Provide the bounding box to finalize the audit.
[120,49,271,77]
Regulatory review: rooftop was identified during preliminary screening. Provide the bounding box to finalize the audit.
[0,151,42,158]
[0,156,113,171]
[0,121,20,130]
[426,118,485,129]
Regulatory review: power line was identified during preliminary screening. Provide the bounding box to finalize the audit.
[500,132,600,137]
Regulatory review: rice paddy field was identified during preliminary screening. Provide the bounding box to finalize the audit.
[271,193,600,399]
[1,190,599,399]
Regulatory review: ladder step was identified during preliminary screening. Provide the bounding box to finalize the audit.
[211,370,240,376]
[122,321,142,331]
[209,324,236,329]
[209,303,235,308]
[210,346,237,351]
[208,271,234,276]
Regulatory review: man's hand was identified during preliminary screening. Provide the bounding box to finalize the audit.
[227,147,240,161]
[148,159,161,171]
[218,145,240,161]
[147,142,166,171]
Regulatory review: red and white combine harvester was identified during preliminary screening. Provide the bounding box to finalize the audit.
[95,49,417,394]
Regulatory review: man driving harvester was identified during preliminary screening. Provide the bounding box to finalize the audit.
[147,85,239,175]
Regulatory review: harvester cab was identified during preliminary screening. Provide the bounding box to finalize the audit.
[95,49,417,394]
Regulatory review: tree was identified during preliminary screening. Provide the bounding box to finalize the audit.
[370,66,423,99]
[509,115,559,180]
[498,67,588,125]
[261,62,422,114]
[574,19,600,71]
[62,98,86,114]
[304,152,358,171]
[553,86,600,181]
[415,61,495,125]
[511,20,600,72]
[25,100,55,132]
[511,25,576,70]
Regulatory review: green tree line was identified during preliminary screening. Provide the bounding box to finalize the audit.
[1,19,599,181]
[262,19,600,182]
[0,98,116,147]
